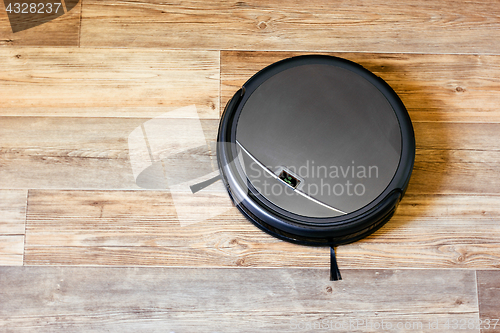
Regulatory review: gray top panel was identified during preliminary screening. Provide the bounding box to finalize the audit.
[236,64,401,217]
[238,143,345,218]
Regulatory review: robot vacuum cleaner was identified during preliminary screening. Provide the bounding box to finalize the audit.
[217,55,415,280]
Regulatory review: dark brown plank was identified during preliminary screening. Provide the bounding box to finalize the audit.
[0,267,479,332]
[80,0,500,55]
[477,271,500,333]
[221,51,500,123]
[0,0,81,46]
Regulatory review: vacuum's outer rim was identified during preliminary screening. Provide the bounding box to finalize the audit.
[217,54,415,245]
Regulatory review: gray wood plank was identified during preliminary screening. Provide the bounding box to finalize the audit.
[477,271,500,333]
[4,118,500,193]
[0,190,27,235]
[0,190,26,266]
[0,267,479,332]
[0,117,219,189]
[80,0,500,55]
[0,235,24,265]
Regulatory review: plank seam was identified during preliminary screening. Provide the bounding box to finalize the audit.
[216,49,500,57]
[474,269,482,333]
[78,0,83,48]
[218,50,222,117]
[22,190,29,266]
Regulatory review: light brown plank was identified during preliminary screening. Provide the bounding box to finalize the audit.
[333,192,500,269]
[477,271,500,333]
[0,190,27,235]
[0,48,219,118]
[0,0,80,46]
[24,189,326,266]
[0,235,24,265]
[23,190,500,269]
[0,267,479,332]
[221,51,500,123]
[409,122,500,194]
[80,0,500,55]
[410,122,500,195]
[339,194,500,269]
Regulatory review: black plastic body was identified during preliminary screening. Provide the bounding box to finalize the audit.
[217,55,415,246]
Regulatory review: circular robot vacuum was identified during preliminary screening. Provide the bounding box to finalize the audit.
[217,55,415,277]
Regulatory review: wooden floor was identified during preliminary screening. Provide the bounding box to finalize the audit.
[1,0,500,331]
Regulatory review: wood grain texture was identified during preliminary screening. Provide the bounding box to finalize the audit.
[0,190,26,266]
[80,0,500,55]
[0,48,219,118]
[477,271,500,333]
[221,51,500,123]
[0,267,479,332]
[1,0,499,329]
[410,122,500,195]
[339,194,500,269]
[0,117,219,189]
[0,235,24,265]
[0,0,80,46]
[4,115,500,194]
[0,190,27,235]
[0,46,220,191]
[24,190,327,266]
[23,190,500,269]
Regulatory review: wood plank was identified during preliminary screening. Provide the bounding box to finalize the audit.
[221,51,500,123]
[0,190,27,235]
[80,0,500,55]
[477,271,500,333]
[339,194,500,269]
[0,117,219,189]
[24,189,325,266]
[2,115,500,192]
[23,190,500,269]
[0,116,145,190]
[2,51,222,192]
[0,48,219,118]
[0,193,25,265]
[0,267,479,332]
[0,235,24,265]
[410,123,500,195]
[0,0,80,46]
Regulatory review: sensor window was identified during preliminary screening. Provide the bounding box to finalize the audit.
[279,170,300,189]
